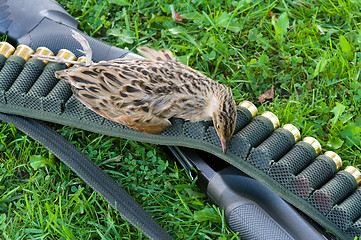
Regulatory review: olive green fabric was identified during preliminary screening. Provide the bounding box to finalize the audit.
[0,56,357,240]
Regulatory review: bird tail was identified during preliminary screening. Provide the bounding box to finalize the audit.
[136,47,176,61]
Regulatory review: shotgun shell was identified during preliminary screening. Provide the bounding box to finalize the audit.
[35,47,54,64]
[282,124,301,143]
[74,56,86,68]
[57,49,76,67]
[14,45,34,60]
[0,42,15,58]
[239,100,258,118]
[76,56,93,67]
[344,166,361,186]
[77,56,87,63]
[261,111,280,130]
[303,137,322,155]
[324,151,342,171]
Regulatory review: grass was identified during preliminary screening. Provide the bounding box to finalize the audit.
[1,0,361,239]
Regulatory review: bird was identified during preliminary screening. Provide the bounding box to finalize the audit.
[32,31,237,153]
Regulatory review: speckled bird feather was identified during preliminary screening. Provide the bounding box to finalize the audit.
[56,53,234,134]
[32,30,237,152]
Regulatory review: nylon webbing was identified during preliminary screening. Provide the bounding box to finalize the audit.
[0,112,173,240]
[0,50,355,240]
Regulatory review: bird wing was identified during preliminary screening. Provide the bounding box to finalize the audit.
[55,55,216,127]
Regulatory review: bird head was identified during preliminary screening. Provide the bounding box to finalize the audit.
[212,88,237,154]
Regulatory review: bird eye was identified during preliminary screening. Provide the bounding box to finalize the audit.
[216,124,220,129]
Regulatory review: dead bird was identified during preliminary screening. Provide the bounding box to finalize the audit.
[32,30,237,153]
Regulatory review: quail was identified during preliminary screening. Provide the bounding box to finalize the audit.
[32,31,237,153]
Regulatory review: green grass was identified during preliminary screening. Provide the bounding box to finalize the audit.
[1,0,361,239]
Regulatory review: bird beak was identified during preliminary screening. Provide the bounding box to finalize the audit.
[220,137,227,154]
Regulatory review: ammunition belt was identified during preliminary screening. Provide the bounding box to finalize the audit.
[0,42,360,240]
